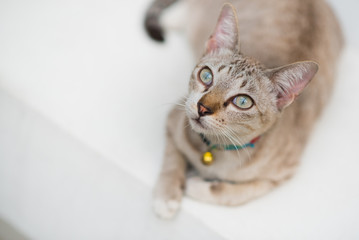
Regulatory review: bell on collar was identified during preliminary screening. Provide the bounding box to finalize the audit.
[202,152,213,165]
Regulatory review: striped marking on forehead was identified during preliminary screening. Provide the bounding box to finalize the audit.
[218,65,226,72]
[240,80,248,88]
[227,56,262,78]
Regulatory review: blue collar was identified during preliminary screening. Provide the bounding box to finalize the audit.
[199,133,260,151]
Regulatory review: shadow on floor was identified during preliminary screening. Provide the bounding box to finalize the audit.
[0,218,28,240]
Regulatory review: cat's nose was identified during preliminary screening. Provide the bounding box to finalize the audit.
[197,102,213,117]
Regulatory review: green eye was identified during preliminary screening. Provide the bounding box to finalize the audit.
[199,68,213,85]
[233,95,253,109]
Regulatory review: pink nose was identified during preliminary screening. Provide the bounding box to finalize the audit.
[197,102,213,117]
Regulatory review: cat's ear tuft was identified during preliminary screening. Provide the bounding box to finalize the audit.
[205,4,240,54]
[267,61,319,111]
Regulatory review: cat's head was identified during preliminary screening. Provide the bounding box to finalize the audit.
[185,4,318,142]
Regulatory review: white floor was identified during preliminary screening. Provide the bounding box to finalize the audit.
[0,0,358,239]
[0,89,223,240]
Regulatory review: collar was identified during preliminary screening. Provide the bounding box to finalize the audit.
[199,133,260,151]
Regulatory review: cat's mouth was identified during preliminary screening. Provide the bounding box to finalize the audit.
[190,117,208,131]
[194,118,204,127]
[185,106,212,132]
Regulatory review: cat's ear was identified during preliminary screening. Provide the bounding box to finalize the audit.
[267,61,319,111]
[205,4,240,54]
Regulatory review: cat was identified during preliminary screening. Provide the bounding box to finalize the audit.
[144,0,343,219]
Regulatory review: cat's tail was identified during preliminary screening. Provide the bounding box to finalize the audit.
[144,0,179,42]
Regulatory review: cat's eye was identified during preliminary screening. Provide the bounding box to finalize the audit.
[232,95,253,109]
[199,68,213,86]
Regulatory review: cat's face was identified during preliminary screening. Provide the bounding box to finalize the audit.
[185,50,278,141]
[184,4,318,141]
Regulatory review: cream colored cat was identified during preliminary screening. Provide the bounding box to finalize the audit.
[145,0,343,219]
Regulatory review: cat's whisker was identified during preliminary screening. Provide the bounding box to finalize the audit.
[205,118,243,162]
[221,129,241,159]
[206,118,225,145]
[219,130,227,146]
[223,125,244,144]
[183,122,191,130]
[175,102,187,107]
[173,104,186,109]
[220,125,243,148]
[214,130,222,146]
[156,102,186,111]
[224,125,252,162]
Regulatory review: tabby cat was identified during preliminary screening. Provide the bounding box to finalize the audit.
[144,0,343,219]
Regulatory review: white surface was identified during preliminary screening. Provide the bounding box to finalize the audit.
[0,0,358,239]
[327,0,359,46]
[0,89,223,239]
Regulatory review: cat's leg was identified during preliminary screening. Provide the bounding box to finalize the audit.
[153,133,186,219]
[185,177,277,206]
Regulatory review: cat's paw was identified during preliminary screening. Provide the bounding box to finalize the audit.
[185,176,218,203]
[153,177,183,219]
[153,197,180,219]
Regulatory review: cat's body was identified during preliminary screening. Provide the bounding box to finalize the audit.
[145,0,343,219]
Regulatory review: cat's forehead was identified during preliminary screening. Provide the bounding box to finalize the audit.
[198,53,263,78]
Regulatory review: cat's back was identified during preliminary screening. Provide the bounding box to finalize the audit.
[184,0,343,67]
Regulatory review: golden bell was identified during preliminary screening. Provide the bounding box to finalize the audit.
[202,152,213,165]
